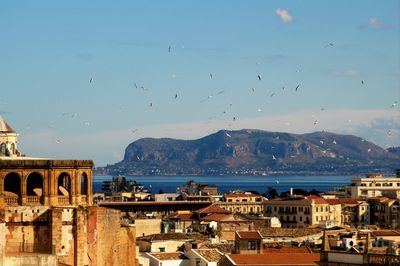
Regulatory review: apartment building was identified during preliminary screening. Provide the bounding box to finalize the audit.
[347,174,400,199]
[264,196,341,228]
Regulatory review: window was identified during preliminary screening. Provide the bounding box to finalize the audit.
[195,258,201,266]
[248,241,256,250]
[159,247,165,252]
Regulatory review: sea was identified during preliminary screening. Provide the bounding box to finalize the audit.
[93,175,353,194]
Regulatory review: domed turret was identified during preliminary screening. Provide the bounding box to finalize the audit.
[0,116,21,157]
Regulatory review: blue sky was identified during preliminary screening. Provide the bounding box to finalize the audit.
[1,0,399,166]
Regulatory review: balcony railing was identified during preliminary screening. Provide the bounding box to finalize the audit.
[5,196,19,205]
[58,196,70,205]
[26,196,42,205]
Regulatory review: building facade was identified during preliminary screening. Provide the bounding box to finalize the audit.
[347,173,400,199]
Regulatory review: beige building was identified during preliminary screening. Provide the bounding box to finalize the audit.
[264,195,341,228]
[324,198,370,227]
[347,173,400,199]
[217,193,264,214]
[368,197,400,229]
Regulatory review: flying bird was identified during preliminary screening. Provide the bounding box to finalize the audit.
[217,90,225,95]
[272,155,276,160]
[257,108,263,112]
[391,101,398,108]
[225,132,232,138]
[295,85,300,91]
[257,75,261,81]
[168,46,171,53]
[270,92,275,98]
[174,94,178,99]
[209,73,213,79]
[361,80,364,85]
[89,77,93,83]
[324,42,333,48]
[332,140,337,145]
[131,129,139,134]
[149,102,153,107]
[314,120,318,125]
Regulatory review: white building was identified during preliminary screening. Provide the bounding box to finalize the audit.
[146,252,190,266]
[184,249,224,266]
[347,173,400,199]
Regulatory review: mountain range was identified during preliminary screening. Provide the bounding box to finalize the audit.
[96,129,400,176]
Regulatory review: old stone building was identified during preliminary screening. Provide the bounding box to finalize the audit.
[0,116,136,266]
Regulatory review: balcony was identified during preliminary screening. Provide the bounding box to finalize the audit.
[57,196,70,205]
[26,196,42,205]
[5,196,19,205]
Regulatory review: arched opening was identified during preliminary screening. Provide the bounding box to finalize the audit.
[0,143,6,155]
[27,172,43,196]
[10,143,15,154]
[4,172,21,205]
[81,172,88,195]
[26,172,44,205]
[58,173,71,196]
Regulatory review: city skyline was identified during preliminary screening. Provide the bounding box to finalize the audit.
[1,1,399,166]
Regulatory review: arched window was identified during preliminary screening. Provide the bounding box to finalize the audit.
[4,172,21,204]
[10,143,15,154]
[81,172,88,195]
[26,172,43,196]
[0,143,6,155]
[58,173,71,196]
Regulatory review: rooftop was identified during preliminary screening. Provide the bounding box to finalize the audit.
[236,231,263,240]
[193,204,232,215]
[195,249,223,262]
[137,232,208,242]
[258,228,322,238]
[0,116,16,133]
[226,253,320,265]
[225,193,260,198]
[148,252,188,261]
[263,246,311,253]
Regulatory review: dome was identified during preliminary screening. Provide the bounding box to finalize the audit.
[0,116,16,133]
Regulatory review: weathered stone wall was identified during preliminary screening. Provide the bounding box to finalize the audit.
[87,206,136,266]
[5,206,52,254]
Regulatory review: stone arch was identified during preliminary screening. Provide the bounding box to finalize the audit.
[4,172,21,204]
[58,172,71,196]
[26,172,43,196]
[0,143,6,155]
[81,172,88,195]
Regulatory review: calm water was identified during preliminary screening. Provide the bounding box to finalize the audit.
[93,175,352,194]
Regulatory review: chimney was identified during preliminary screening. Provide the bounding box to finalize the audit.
[290,187,293,196]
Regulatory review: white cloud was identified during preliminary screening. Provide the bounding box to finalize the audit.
[330,69,361,77]
[275,8,293,23]
[360,17,391,29]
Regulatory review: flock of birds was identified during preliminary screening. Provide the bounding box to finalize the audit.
[8,41,396,154]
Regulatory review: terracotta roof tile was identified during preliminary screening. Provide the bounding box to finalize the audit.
[258,228,322,238]
[171,213,195,221]
[263,246,311,253]
[227,253,320,265]
[149,252,188,261]
[193,204,232,214]
[195,249,223,262]
[372,230,400,237]
[236,231,263,240]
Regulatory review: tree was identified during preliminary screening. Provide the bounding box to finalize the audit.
[265,187,278,199]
